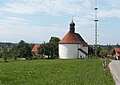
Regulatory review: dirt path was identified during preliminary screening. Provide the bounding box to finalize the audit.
[109,60,120,85]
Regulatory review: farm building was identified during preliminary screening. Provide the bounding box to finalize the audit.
[59,20,88,59]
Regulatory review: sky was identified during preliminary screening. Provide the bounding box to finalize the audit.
[0,0,120,45]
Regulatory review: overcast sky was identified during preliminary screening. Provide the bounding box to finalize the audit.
[0,0,120,45]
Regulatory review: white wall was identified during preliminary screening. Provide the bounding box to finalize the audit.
[59,44,78,59]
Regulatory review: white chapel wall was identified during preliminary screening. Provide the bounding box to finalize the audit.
[59,44,78,59]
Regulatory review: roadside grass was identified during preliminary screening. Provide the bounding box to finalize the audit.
[0,59,114,85]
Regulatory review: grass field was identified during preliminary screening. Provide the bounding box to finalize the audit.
[0,59,114,85]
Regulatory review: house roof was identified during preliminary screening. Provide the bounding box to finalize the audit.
[115,48,120,53]
[59,31,88,45]
[114,48,120,57]
[31,44,40,52]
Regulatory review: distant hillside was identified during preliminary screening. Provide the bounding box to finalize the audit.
[90,44,119,50]
[0,42,17,48]
[0,42,119,51]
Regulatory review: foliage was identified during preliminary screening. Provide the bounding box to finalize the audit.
[116,43,120,48]
[99,49,108,58]
[29,44,34,50]
[38,37,60,58]
[49,37,60,43]
[38,44,50,58]
[38,43,58,58]
[0,52,2,58]
[9,46,19,60]
[17,40,32,59]
[0,59,114,85]
[96,45,102,56]
[91,45,102,57]
[106,44,112,52]
[0,48,2,58]
[49,37,60,58]
[0,40,32,60]
[110,49,115,56]
[88,46,94,57]
[2,48,9,62]
[89,44,115,57]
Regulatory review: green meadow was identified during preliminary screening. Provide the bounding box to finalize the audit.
[0,59,114,85]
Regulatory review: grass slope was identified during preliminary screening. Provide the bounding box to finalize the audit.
[0,59,114,85]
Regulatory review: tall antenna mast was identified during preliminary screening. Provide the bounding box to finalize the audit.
[94,0,98,57]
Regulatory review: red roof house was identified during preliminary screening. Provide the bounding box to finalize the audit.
[31,44,40,53]
[31,44,45,59]
[114,48,120,57]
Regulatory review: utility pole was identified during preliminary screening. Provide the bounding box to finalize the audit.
[94,0,98,57]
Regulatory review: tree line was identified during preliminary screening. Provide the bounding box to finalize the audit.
[0,37,60,62]
[0,38,120,62]
[88,44,120,58]
[0,40,33,62]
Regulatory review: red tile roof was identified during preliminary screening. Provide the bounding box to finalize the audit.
[31,44,40,52]
[115,48,120,53]
[59,31,87,45]
[114,48,120,57]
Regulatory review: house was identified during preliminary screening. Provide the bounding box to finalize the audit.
[114,48,120,60]
[31,44,41,59]
[59,20,88,59]
[31,44,40,55]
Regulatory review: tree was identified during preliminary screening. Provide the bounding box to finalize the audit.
[88,46,94,57]
[49,37,60,58]
[96,45,102,57]
[49,37,60,43]
[0,52,2,58]
[99,49,108,58]
[17,40,32,59]
[110,49,115,56]
[2,47,9,62]
[38,37,60,59]
[0,48,2,58]
[23,43,32,59]
[106,44,112,52]
[38,44,51,58]
[9,46,19,60]
[116,43,120,48]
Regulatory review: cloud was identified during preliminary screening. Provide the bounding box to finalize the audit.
[98,0,120,18]
[0,0,93,16]
[0,16,27,25]
[0,0,120,18]
[0,2,39,14]
[0,0,120,44]
[2,0,110,24]
[99,8,120,18]
[0,0,95,25]
[107,0,120,8]
[7,16,25,21]
[0,19,66,43]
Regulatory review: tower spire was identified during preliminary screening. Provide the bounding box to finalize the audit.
[72,16,73,22]
[70,17,75,33]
